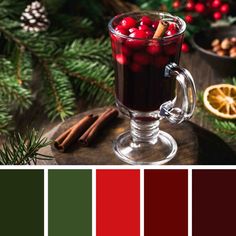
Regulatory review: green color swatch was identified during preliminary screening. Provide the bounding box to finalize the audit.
[48,169,92,236]
[0,170,44,236]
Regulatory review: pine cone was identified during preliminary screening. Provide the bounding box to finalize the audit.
[20,1,49,33]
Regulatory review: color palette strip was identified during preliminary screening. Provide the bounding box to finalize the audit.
[0,170,44,236]
[1,169,236,236]
[96,169,140,236]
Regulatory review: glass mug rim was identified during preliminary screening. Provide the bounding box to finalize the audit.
[108,11,186,42]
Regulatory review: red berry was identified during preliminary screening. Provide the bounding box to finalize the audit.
[133,52,150,65]
[129,30,147,39]
[145,30,154,38]
[195,3,206,14]
[121,46,130,56]
[121,17,137,29]
[115,26,128,36]
[147,42,161,55]
[181,43,189,53]
[212,0,221,9]
[129,27,138,33]
[152,20,159,29]
[220,3,229,14]
[116,54,127,65]
[165,23,177,36]
[213,11,222,20]
[140,16,152,26]
[138,24,150,31]
[186,1,195,11]
[126,30,147,48]
[172,1,181,9]
[185,15,194,24]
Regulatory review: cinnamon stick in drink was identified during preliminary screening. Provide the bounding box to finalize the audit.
[79,108,119,146]
[153,20,169,39]
[54,114,98,152]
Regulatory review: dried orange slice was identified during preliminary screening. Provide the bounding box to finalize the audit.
[203,84,236,119]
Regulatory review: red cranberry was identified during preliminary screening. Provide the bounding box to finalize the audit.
[116,54,128,65]
[165,24,177,36]
[115,26,128,36]
[152,20,159,29]
[212,0,221,8]
[185,15,193,24]
[121,46,130,56]
[140,16,152,26]
[213,11,222,20]
[220,4,229,14]
[129,27,138,33]
[138,24,150,31]
[145,30,154,38]
[130,63,142,73]
[147,42,161,55]
[121,17,137,29]
[126,30,147,48]
[181,43,189,53]
[195,3,206,14]
[186,1,195,11]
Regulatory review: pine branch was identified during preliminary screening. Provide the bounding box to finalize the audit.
[0,102,13,135]
[0,128,51,165]
[42,63,76,121]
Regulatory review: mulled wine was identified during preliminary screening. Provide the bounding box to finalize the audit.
[110,14,183,111]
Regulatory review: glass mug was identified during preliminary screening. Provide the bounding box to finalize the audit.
[108,12,196,164]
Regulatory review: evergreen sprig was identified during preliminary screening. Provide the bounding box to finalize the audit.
[0,128,51,165]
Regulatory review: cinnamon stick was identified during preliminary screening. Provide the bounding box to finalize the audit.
[79,107,119,146]
[54,114,98,152]
[153,20,169,39]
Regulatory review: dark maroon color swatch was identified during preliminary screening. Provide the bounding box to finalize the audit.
[144,170,188,236]
[193,170,236,236]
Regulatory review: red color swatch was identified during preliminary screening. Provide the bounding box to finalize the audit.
[144,169,188,236]
[193,170,236,236]
[96,169,140,236]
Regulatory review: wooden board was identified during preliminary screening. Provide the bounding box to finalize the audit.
[49,107,198,165]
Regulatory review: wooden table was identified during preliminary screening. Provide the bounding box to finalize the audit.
[13,51,236,164]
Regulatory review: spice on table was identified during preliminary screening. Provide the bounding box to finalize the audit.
[54,114,98,152]
[79,107,119,146]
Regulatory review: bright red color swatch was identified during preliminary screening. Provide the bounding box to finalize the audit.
[144,169,188,236]
[96,169,140,236]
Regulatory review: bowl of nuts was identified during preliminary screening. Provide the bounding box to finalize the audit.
[192,26,236,77]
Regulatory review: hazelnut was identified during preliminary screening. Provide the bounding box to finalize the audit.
[230,47,236,58]
[211,39,220,47]
[221,38,232,50]
[212,45,221,52]
[216,50,227,56]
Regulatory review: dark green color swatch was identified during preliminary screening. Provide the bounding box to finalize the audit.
[0,170,44,236]
[48,169,92,236]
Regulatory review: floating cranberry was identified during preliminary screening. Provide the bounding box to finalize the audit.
[145,30,154,38]
[220,3,229,14]
[121,17,137,30]
[195,3,206,14]
[140,16,152,26]
[152,20,159,29]
[212,0,221,9]
[165,23,177,36]
[213,11,222,20]
[138,24,150,31]
[129,27,138,33]
[186,1,195,11]
[116,54,128,65]
[133,52,150,65]
[185,15,193,24]
[121,46,130,56]
[147,42,161,55]
[181,43,189,53]
[126,30,147,48]
[115,26,128,36]
[130,63,142,73]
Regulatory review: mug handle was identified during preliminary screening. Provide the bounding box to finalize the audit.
[159,63,197,124]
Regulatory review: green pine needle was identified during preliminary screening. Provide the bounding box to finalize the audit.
[0,128,52,165]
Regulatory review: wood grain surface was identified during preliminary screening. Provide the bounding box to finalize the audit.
[48,107,198,165]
